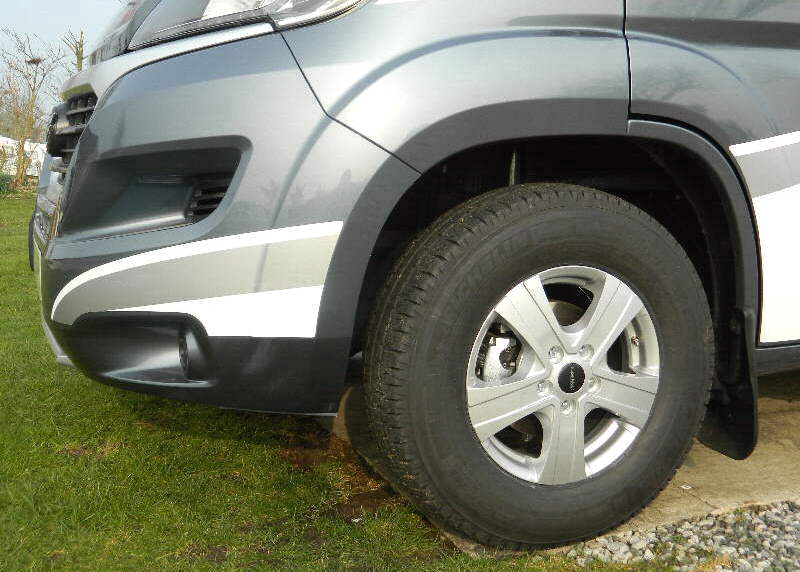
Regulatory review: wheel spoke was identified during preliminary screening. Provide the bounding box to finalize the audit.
[536,402,586,484]
[594,366,659,395]
[578,274,644,360]
[585,373,657,428]
[468,374,554,443]
[494,278,565,360]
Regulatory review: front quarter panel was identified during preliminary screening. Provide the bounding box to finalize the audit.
[285,0,630,173]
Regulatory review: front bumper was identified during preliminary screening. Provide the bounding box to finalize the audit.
[34,31,403,414]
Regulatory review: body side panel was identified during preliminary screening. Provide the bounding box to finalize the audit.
[626,0,800,344]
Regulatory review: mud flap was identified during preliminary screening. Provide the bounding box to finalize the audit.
[699,309,758,460]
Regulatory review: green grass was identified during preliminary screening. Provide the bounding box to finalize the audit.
[0,198,677,571]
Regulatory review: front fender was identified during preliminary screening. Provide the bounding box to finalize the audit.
[284,0,630,173]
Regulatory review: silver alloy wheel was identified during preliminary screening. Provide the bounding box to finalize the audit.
[467,265,660,485]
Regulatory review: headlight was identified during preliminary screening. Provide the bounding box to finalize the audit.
[130,0,362,49]
[89,0,160,65]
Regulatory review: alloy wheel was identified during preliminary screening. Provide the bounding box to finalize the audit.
[467,265,660,485]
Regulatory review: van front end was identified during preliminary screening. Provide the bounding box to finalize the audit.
[33,14,410,415]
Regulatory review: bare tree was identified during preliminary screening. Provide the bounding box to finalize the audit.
[62,30,85,73]
[0,30,64,189]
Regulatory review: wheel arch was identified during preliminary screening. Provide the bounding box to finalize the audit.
[626,119,761,331]
[318,121,761,459]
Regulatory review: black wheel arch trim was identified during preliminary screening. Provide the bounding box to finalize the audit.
[627,118,762,329]
[628,118,761,459]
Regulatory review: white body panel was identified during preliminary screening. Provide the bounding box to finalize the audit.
[752,187,800,343]
[731,132,800,344]
[117,286,325,338]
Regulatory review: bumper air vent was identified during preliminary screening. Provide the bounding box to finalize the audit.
[186,175,232,223]
[55,145,241,239]
[47,92,97,174]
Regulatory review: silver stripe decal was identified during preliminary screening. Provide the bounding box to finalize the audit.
[732,151,791,199]
[51,221,343,325]
[730,131,800,157]
[116,286,325,338]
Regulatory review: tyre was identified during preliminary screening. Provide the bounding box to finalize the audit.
[364,184,713,548]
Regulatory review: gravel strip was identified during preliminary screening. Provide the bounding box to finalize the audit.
[567,501,800,571]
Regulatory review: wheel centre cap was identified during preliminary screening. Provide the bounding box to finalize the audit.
[557,362,586,394]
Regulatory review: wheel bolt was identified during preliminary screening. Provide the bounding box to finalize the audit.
[537,381,551,394]
[560,400,572,413]
[579,345,594,360]
[588,378,599,392]
[548,346,564,364]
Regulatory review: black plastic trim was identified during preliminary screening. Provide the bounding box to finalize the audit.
[50,312,345,414]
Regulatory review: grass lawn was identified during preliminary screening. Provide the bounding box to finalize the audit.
[0,197,678,571]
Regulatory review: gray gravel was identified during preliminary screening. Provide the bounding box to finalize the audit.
[567,501,800,571]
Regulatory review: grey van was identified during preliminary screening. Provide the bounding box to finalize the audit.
[31,0,800,547]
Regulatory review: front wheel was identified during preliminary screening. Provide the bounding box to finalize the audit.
[364,184,713,548]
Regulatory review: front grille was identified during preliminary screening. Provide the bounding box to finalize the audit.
[186,175,232,223]
[47,92,97,173]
